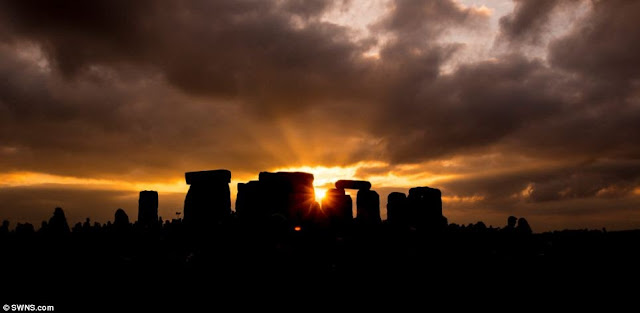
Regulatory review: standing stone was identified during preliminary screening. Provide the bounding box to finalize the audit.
[138,190,158,226]
[356,189,381,224]
[333,179,378,225]
[408,186,445,230]
[259,171,316,224]
[321,188,353,227]
[236,172,317,225]
[184,169,232,228]
[387,192,408,225]
[235,181,264,221]
[335,180,371,190]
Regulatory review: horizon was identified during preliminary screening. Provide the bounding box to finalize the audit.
[0,167,635,233]
[2,0,640,231]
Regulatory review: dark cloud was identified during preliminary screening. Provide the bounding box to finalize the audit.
[498,0,563,44]
[0,0,640,229]
[375,0,489,38]
[0,0,373,109]
[281,0,338,19]
[377,54,565,163]
[440,159,640,202]
[549,0,640,83]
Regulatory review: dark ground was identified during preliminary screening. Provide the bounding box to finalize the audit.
[2,219,639,311]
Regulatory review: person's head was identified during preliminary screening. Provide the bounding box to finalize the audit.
[507,216,517,227]
[517,218,530,227]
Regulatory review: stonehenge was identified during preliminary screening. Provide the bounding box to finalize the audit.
[329,179,380,225]
[321,188,353,227]
[183,169,232,227]
[408,186,444,229]
[386,192,408,225]
[236,171,317,225]
[182,169,446,231]
[335,180,371,191]
[356,189,381,224]
[138,190,158,226]
[386,186,446,230]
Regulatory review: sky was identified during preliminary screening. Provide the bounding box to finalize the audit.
[1,0,640,231]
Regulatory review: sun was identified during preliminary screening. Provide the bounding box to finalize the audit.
[315,188,327,202]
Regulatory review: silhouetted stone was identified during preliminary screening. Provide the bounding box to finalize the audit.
[237,171,316,225]
[321,188,353,227]
[287,191,318,224]
[264,172,315,225]
[183,169,232,228]
[259,171,314,193]
[138,190,159,226]
[408,187,445,230]
[356,189,381,224]
[236,180,264,220]
[335,180,371,190]
[48,207,70,233]
[387,192,408,225]
[185,169,231,185]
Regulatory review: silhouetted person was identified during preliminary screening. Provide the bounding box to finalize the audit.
[474,221,487,231]
[516,218,532,235]
[0,220,9,235]
[502,216,517,232]
[15,222,34,234]
[72,222,83,233]
[83,218,91,231]
[48,207,70,233]
[40,221,48,232]
[113,208,131,231]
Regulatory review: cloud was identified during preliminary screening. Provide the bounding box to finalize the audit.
[376,54,565,163]
[0,0,374,109]
[498,0,562,45]
[1,0,640,229]
[549,0,640,83]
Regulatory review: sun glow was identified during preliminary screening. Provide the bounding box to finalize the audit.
[0,171,188,193]
[315,188,327,202]
[273,162,458,192]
